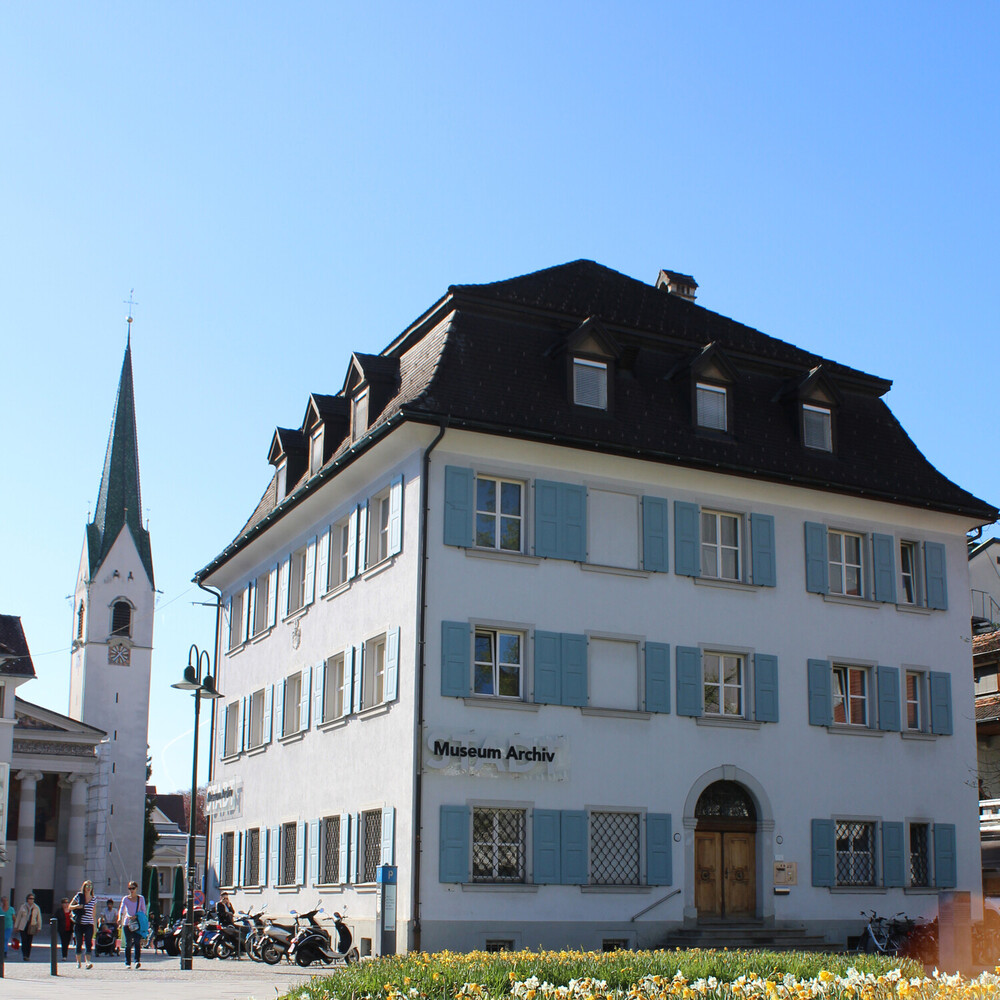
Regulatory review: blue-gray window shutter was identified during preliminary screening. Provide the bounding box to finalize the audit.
[533,631,562,704]
[388,475,403,556]
[750,513,776,587]
[314,660,326,725]
[269,825,280,886]
[343,647,354,716]
[807,659,832,726]
[934,823,957,887]
[882,822,904,887]
[642,496,669,572]
[443,466,473,547]
[352,645,364,714]
[674,501,701,577]
[296,820,307,884]
[439,805,469,883]
[260,827,269,886]
[754,654,779,723]
[930,671,953,735]
[872,533,897,603]
[219,704,229,761]
[440,621,470,698]
[877,666,901,732]
[339,814,349,884]
[276,678,285,739]
[534,480,562,558]
[561,484,587,562]
[381,807,395,865]
[384,627,400,703]
[804,522,829,594]
[676,646,702,717]
[646,814,672,885]
[309,819,320,886]
[263,684,273,744]
[560,810,588,884]
[924,542,948,610]
[532,809,561,884]
[645,643,671,714]
[811,819,835,887]
[561,633,588,707]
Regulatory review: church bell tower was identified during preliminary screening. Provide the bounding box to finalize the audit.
[68,328,154,897]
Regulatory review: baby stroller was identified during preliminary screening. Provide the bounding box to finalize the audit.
[95,920,120,957]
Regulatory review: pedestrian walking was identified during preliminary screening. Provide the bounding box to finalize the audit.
[118,879,147,969]
[13,892,42,960]
[56,897,74,958]
[69,879,96,969]
[0,895,14,956]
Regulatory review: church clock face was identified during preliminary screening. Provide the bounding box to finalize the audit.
[108,643,130,665]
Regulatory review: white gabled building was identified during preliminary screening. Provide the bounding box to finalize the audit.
[196,260,996,953]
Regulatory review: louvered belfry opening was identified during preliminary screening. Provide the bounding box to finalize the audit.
[111,600,131,637]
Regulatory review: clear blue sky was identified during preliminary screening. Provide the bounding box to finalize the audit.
[2,2,997,792]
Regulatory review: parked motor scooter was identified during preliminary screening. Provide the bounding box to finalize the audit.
[259,911,299,965]
[289,908,359,967]
[214,906,258,959]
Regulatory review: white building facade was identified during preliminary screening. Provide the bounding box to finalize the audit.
[198,261,995,951]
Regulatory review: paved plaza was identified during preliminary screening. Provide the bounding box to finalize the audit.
[0,942,325,999]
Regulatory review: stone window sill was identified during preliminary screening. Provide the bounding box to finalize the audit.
[323,582,350,601]
[363,556,396,581]
[318,716,350,731]
[463,697,539,713]
[829,886,888,894]
[822,594,881,610]
[696,716,761,731]
[357,702,392,720]
[580,563,649,579]
[460,883,538,893]
[250,626,274,644]
[464,548,541,567]
[827,725,885,738]
[580,707,651,721]
[278,730,306,745]
[580,885,651,894]
[693,577,757,593]
[900,731,937,742]
[896,604,932,616]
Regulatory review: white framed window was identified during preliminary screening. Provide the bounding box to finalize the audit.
[362,634,386,709]
[351,389,369,442]
[835,820,876,886]
[696,382,727,431]
[220,831,235,888]
[248,688,266,748]
[472,807,526,883]
[223,700,240,756]
[589,637,639,711]
[287,544,308,614]
[360,809,382,883]
[899,541,921,605]
[803,404,832,451]
[905,670,927,731]
[909,822,931,887]
[252,571,270,636]
[323,652,348,722]
[368,491,391,566]
[279,822,297,886]
[700,510,741,580]
[276,460,287,502]
[320,815,341,884]
[590,810,641,886]
[828,530,864,597]
[228,589,244,650]
[474,628,523,699]
[832,664,870,727]
[573,358,608,409]
[703,651,745,717]
[310,428,324,476]
[244,828,261,886]
[328,518,352,590]
[283,672,302,736]
[475,476,524,552]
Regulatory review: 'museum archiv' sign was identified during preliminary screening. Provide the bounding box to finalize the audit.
[423,731,567,779]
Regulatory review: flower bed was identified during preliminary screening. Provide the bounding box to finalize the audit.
[278,949,999,1000]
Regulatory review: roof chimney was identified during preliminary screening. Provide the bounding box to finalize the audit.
[656,269,698,302]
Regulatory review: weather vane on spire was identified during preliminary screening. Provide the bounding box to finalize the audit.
[124,289,138,326]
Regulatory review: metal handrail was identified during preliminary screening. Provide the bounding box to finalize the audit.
[630,887,682,922]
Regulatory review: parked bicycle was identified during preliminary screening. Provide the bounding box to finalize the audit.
[856,910,909,956]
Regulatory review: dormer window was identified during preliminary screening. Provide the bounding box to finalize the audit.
[351,388,369,442]
[573,358,608,410]
[803,403,832,452]
[310,428,324,476]
[696,382,728,432]
[276,460,288,502]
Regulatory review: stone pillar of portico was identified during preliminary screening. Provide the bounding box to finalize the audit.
[14,771,43,900]
[63,775,89,895]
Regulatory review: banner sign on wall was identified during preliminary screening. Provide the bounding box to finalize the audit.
[204,777,244,820]
[423,730,567,779]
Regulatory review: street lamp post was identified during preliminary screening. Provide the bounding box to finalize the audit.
[171,643,222,971]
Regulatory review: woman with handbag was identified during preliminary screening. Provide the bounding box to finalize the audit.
[13,892,42,960]
[118,879,147,969]
[69,879,96,968]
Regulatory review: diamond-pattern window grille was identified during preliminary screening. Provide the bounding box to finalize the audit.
[909,823,930,887]
[835,821,875,886]
[472,808,526,883]
[322,816,341,884]
[362,810,382,883]
[245,829,260,885]
[221,832,235,887]
[281,822,297,885]
[590,812,640,885]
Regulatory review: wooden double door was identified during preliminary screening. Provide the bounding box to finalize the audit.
[695,829,756,919]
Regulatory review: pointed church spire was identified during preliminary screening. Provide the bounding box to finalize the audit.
[88,334,154,585]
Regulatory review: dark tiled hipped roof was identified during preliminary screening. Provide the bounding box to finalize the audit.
[0,615,36,677]
[198,260,996,580]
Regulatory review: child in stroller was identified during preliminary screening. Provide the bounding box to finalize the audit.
[95,898,120,957]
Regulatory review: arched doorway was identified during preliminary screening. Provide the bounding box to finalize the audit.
[694,781,757,920]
